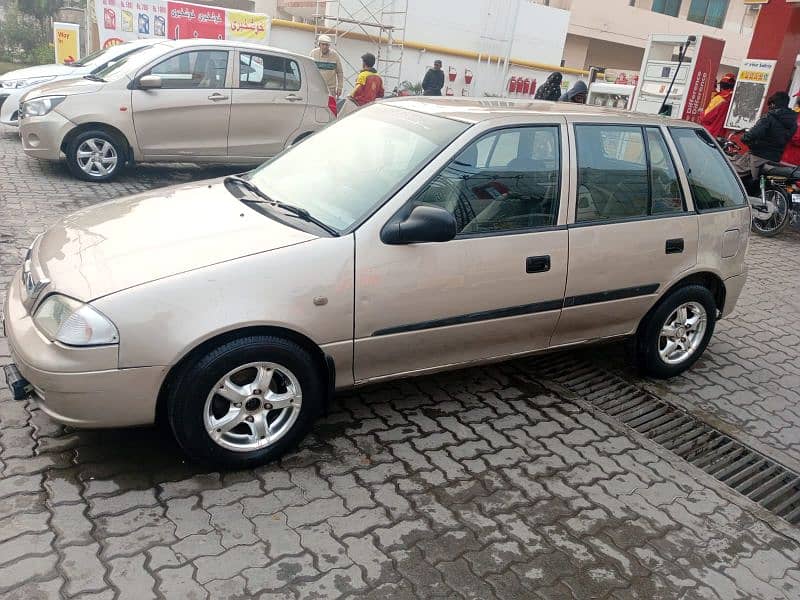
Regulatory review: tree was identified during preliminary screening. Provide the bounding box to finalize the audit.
[17,0,62,37]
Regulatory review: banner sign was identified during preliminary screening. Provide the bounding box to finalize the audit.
[682,37,725,123]
[724,59,777,130]
[94,0,268,49]
[54,22,80,64]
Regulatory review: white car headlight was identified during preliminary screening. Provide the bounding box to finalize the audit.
[34,294,119,346]
[1,76,56,89]
[21,95,66,118]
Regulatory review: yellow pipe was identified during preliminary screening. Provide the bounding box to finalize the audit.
[271,18,589,76]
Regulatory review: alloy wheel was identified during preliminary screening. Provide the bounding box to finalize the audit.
[658,301,708,365]
[76,138,118,178]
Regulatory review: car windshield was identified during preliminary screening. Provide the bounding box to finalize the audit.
[72,46,116,68]
[247,104,469,233]
[91,43,169,82]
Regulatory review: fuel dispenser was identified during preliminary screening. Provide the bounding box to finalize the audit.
[632,34,725,121]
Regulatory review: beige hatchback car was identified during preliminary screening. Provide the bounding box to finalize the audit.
[18,39,334,181]
[3,98,749,468]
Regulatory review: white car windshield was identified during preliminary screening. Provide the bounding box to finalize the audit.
[247,104,469,233]
[91,43,172,82]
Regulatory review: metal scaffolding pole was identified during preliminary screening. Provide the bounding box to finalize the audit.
[313,0,408,94]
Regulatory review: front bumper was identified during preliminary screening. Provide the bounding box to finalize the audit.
[722,270,747,318]
[3,271,163,427]
[19,110,73,160]
[0,89,22,126]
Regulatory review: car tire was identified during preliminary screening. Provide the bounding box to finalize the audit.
[167,335,323,468]
[65,129,126,182]
[637,284,717,379]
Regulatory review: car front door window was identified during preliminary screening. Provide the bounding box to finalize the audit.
[149,50,229,89]
[415,126,561,235]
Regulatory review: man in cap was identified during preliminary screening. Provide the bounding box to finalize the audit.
[310,34,343,98]
[700,73,736,138]
[422,60,445,96]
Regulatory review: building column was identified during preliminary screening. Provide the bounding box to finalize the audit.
[747,0,800,98]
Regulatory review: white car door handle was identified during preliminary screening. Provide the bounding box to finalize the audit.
[285,94,303,102]
[208,93,229,101]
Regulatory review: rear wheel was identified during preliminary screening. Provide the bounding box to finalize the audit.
[65,129,126,182]
[637,285,716,378]
[752,188,790,237]
[167,335,323,468]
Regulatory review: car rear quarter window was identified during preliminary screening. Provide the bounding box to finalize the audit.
[670,127,746,211]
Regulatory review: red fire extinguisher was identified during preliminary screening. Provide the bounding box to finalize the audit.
[464,69,473,85]
[521,78,531,95]
[508,76,517,95]
[530,78,537,97]
[445,86,454,96]
[448,66,457,82]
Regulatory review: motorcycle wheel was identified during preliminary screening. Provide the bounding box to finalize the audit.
[752,188,790,237]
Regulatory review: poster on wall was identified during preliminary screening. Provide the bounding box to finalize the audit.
[92,0,268,49]
[53,22,80,64]
[724,59,777,130]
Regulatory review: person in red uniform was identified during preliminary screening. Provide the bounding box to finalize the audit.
[781,93,800,165]
[700,73,736,138]
[338,53,385,118]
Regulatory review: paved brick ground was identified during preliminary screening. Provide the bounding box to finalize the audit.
[3,127,800,599]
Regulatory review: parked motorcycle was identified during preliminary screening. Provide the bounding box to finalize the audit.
[718,134,797,237]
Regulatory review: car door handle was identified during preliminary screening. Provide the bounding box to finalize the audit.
[665,238,684,254]
[207,93,229,101]
[526,255,551,273]
[285,94,304,102]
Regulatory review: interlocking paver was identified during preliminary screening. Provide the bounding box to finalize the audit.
[2,129,800,597]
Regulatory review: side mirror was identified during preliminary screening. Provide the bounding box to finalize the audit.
[381,205,457,245]
[138,74,162,90]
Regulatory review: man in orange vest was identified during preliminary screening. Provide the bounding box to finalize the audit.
[700,73,736,138]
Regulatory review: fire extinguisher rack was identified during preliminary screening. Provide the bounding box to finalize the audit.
[313,0,409,96]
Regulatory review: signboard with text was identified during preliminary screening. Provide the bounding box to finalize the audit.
[92,0,268,49]
[724,59,777,130]
[54,22,80,64]
[682,36,725,123]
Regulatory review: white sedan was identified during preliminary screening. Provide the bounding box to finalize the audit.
[0,39,161,126]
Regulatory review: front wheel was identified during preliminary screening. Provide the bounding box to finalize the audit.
[65,129,126,182]
[167,335,323,468]
[637,285,717,379]
[752,188,790,237]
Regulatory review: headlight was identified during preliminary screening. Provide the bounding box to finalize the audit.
[1,76,56,89]
[21,95,66,118]
[34,294,118,346]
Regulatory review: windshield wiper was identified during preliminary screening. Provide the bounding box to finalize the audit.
[83,74,105,82]
[224,175,339,237]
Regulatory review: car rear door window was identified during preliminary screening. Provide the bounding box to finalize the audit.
[575,125,687,222]
[240,52,301,91]
[646,127,684,215]
[670,127,746,211]
[415,126,561,235]
[149,50,229,89]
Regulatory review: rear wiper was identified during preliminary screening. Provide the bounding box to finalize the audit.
[225,175,339,237]
[83,74,105,82]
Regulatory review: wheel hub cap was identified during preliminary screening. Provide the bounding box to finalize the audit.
[203,361,303,452]
[658,302,708,366]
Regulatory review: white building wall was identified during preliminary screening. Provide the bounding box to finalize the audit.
[272,0,574,97]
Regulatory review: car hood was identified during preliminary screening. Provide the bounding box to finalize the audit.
[23,76,104,101]
[34,179,317,301]
[0,63,82,82]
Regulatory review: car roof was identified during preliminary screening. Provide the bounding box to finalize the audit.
[155,38,312,62]
[384,96,701,127]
